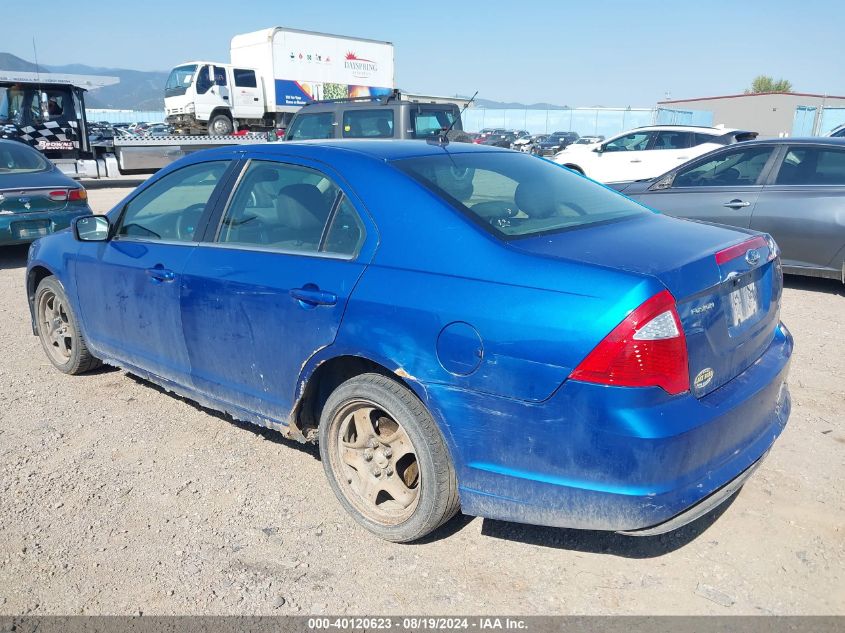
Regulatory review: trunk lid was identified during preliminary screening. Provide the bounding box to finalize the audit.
[511,213,781,397]
[0,186,70,215]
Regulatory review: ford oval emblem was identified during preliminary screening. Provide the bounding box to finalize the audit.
[745,249,761,266]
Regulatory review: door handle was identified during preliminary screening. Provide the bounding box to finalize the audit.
[290,286,337,307]
[253,97,259,101]
[723,199,751,209]
[146,266,176,283]
[630,159,642,163]
[222,96,229,100]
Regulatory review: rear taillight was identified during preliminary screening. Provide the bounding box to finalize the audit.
[68,188,87,202]
[48,190,68,201]
[569,290,689,395]
[715,236,767,265]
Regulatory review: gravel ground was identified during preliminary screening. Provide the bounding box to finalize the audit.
[0,187,842,615]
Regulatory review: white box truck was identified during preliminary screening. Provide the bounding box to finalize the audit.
[164,27,395,135]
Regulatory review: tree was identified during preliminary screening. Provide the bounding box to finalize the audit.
[746,75,793,94]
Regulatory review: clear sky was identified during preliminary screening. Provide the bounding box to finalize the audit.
[5,0,844,106]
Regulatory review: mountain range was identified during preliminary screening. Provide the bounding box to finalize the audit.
[0,52,568,112]
[0,52,169,110]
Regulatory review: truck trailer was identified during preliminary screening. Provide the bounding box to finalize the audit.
[165,26,395,135]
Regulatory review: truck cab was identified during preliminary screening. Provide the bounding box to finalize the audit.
[165,61,268,135]
[0,82,86,160]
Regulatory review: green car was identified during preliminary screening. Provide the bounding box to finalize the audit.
[0,140,92,245]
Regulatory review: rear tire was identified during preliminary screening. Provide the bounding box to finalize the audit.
[319,373,459,542]
[208,114,234,135]
[35,277,101,375]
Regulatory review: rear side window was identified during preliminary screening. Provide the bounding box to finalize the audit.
[117,161,228,241]
[674,147,773,187]
[693,133,718,146]
[412,108,458,139]
[233,69,257,88]
[286,113,335,140]
[217,160,364,257]
[775,147,845,185]
[342,109,394,138]
[653,131,692,150]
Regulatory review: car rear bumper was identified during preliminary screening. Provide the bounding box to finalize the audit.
[428,322,792,532]
[0,208,90,245]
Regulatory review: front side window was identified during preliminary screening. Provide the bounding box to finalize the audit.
[212,66,228,86]
[775,147,845,185]
[412,108,459,139]
[394,152,647,240]
[217,160,363,256]
[342,109,394,138]
[233,69,257,88]
[195,65,212,95]
[117,161,228,241]
[604,132,653,152]
[653,131,692,150]
[674,147,773,187]
[285,113,335,140]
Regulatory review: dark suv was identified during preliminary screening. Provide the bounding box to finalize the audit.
[284,92,469,142]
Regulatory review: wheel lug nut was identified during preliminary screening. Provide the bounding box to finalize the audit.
[386,468,393,477]
[383,448,392,458]
[364,449,373,461]
[372,467,381,478]
[367,438,376,449]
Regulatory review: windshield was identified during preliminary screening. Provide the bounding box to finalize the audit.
[0,86,76,125]
[393,152,647,240]
[0,141,51,173]
[165,65,197,97]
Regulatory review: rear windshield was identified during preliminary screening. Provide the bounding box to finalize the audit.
[0,142,51,173]
[394,152,647,240]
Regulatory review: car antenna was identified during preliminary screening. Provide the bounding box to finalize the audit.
[429,91,478,147]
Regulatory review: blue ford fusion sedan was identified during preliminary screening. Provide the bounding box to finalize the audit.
[26,140,792,542]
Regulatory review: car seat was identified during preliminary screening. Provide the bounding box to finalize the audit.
[273,183,331,248]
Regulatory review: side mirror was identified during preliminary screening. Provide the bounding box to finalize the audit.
[593,145,604,154]
[73,215,110,242]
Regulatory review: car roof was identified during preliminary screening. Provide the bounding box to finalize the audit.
[628,125,736,134]
[735,137,845,147]
[237,139,510,162]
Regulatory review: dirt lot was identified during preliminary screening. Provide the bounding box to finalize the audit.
[0,187,843,615]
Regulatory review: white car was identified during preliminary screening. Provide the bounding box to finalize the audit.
[553,125,757,183]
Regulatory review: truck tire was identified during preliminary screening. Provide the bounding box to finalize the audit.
[208,114,234,135]
[319,373,460,542]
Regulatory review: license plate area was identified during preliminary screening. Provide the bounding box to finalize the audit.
[729,279,759,328]
[12,220,51,239]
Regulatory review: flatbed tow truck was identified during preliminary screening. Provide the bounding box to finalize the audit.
[0,70,269,179]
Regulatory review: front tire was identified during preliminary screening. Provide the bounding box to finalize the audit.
[319,373,459,542]
[208,114,234,135]
[35,277,101,375]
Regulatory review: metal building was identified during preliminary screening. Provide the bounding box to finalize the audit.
[657,92,845,137]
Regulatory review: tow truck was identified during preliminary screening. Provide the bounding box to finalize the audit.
[0,70,269,179]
